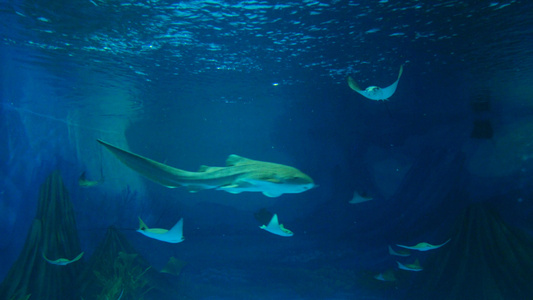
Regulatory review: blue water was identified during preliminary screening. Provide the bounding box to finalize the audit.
[1,0,533,299]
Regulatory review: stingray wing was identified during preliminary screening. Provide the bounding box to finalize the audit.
[378,65,404,100]
[167,218,184,243]
[378,79,400,100]
[347,76,364,92]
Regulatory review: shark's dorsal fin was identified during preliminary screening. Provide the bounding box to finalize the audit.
[226,155,254,166]
[198,165,224,172]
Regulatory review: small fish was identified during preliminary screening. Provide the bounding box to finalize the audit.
[347,65,404,101]
[397,259,423,272]
[42,251,84,266]
[388,245,410,257]
[137,217,184,243]
[396,238,451,251]
[348,190,373,204]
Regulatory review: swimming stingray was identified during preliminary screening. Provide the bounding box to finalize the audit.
[78,170,104,188]
[397,259,423,272]
[396,238,451,251]
[374,269,397,282]
[388,245,410,257]
[348,190,373,204]
[42,251,84,266]
[137,217,184,243]
[255,208,293,237]
[347,65,404,101]
[98,139,314,198]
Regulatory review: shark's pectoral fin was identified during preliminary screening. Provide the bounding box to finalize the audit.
[186,186,206,193]
[218,183,244,194]
[265,178,282,183]
[263,191,282,197]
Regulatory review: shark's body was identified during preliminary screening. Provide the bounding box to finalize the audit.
[137,217,184,243]
[347,65,404,101]
[259,213,293,237]
[396,238,451,251]
[42,251,84,266]
[98,140,314,198]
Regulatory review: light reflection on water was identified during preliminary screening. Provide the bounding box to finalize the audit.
[1,0,532,85]
[0,0,532,129]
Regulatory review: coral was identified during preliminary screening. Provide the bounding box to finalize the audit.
[92,252,153,300]
[79,226,179,300]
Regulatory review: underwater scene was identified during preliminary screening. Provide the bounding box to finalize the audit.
[1,0,533,299]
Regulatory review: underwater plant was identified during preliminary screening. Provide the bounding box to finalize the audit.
[93,252,153,300]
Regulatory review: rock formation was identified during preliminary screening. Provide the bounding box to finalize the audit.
[0,171,83,299]
[408,203,533,299]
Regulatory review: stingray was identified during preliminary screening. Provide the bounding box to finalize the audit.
[388,245,411,257]
[42,251,84,266]
[397,259,423,272]
[78,170,104,188]
[348,190,373,204]
[255,208,293,237]
[374,269,397,282]
[160,256,187,276]
[347,65,404,101]
[396,238,451,251]
[137,217,184,243]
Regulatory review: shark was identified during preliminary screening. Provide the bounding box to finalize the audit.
[396,259,423,272]
[396,238,451,251]
[137,217,184,243]
[97,139,315,198]
[347,65,404,101]
[42,251,84,266]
